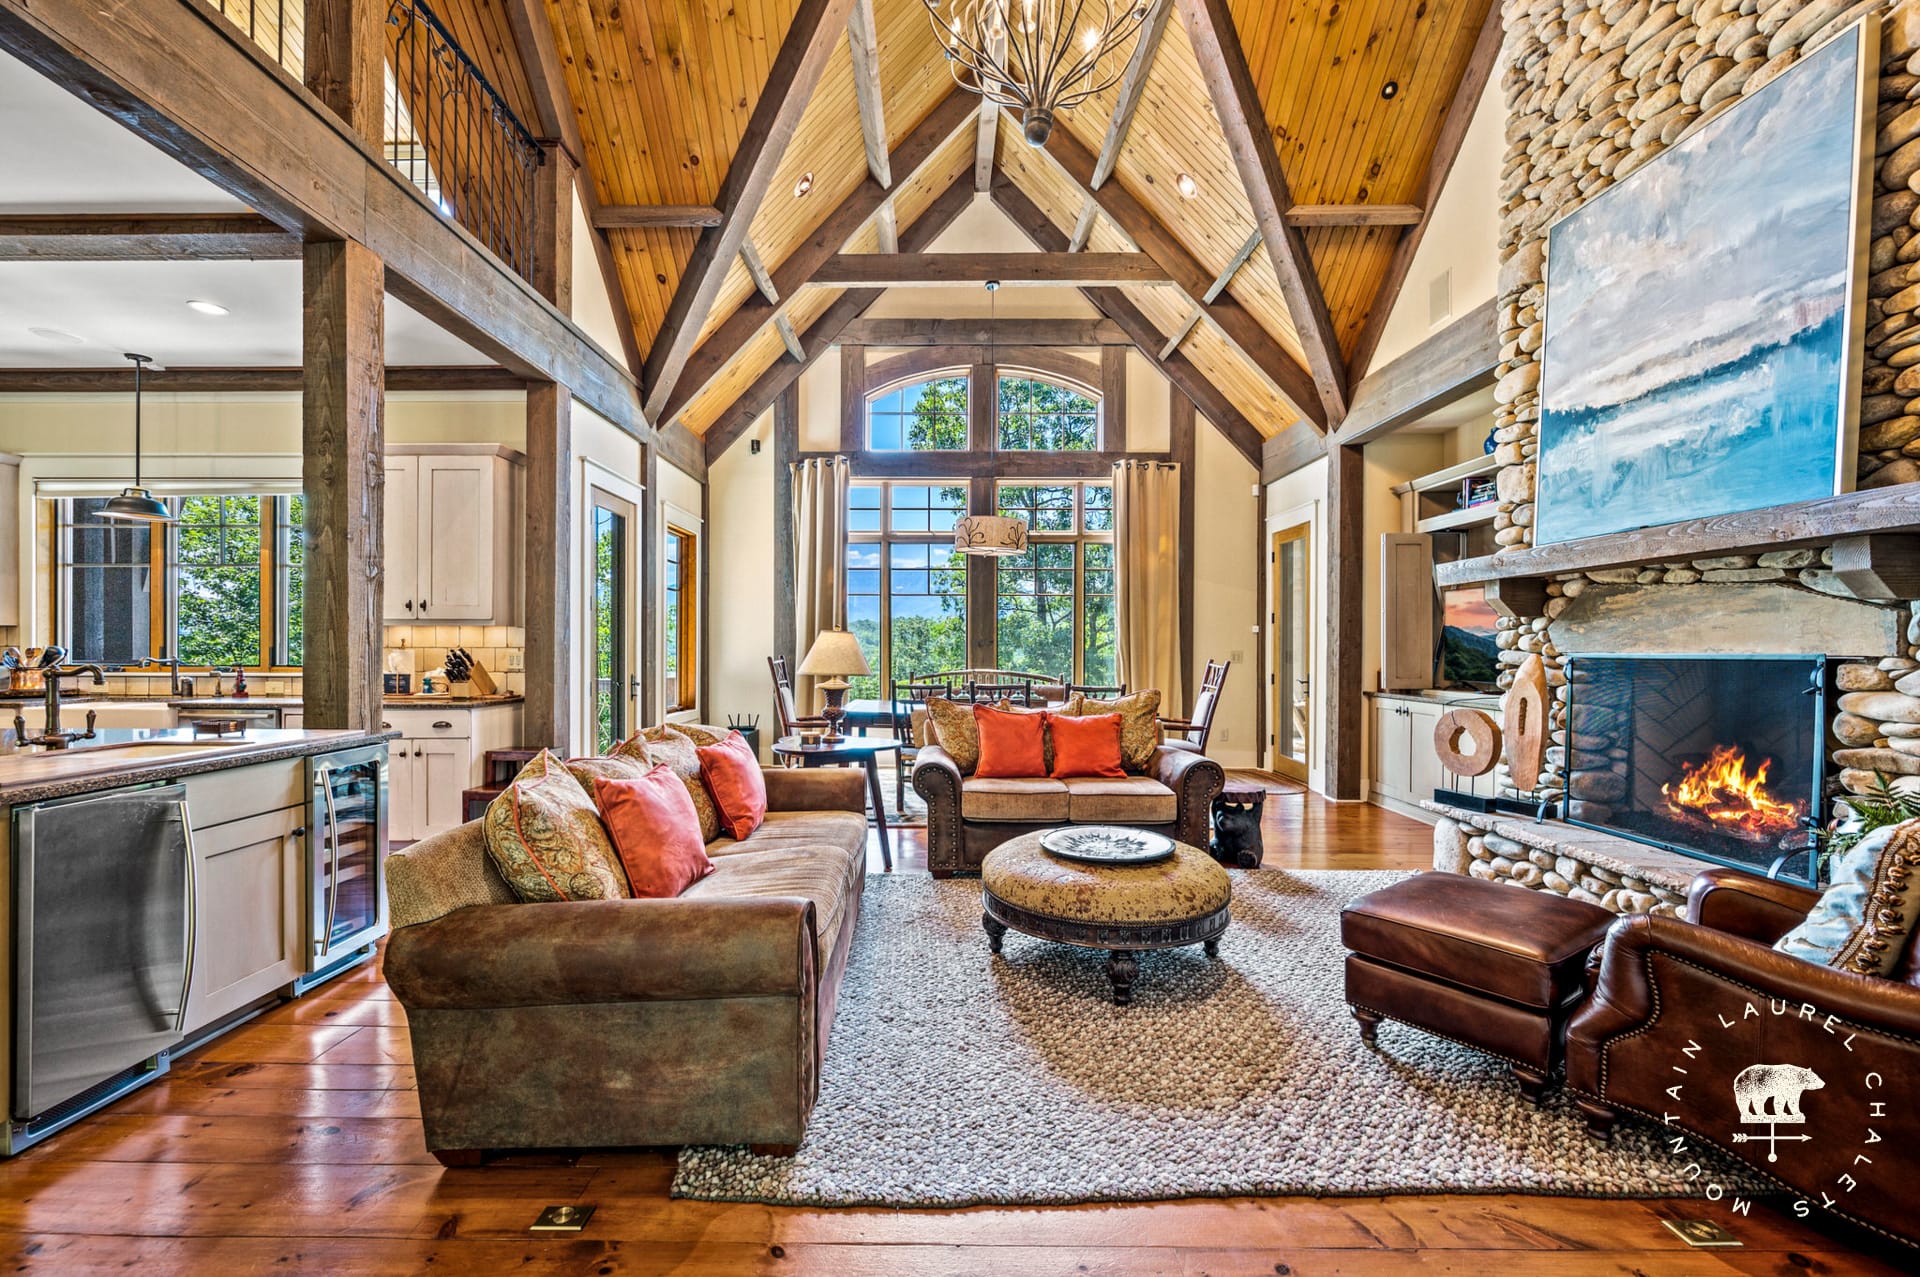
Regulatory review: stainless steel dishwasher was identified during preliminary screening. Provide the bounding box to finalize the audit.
[7,784,194,1153]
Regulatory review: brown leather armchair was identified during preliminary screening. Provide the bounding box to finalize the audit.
[913,742,1222,877]
[1566,867,1920,1249]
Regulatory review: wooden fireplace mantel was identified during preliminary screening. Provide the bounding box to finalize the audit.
[1433,484,1920,596]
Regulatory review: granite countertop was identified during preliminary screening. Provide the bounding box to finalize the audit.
[0,728,399,806]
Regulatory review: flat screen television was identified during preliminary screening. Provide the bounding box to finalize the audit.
[1435,586,1500,691]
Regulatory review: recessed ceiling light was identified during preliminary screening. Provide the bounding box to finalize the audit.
[1381,80,1399,99]
[185,299,229,316]
[1176,173,1199,199]
[793,172,814,198]
[27,326,85,345]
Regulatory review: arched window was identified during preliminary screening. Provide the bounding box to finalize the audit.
[868,375,968,450]
[997,374,1099,451]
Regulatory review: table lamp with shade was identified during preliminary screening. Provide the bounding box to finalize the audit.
[798,627,871,742]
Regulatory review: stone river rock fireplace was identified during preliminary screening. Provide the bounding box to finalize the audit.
[1562,655,1827,886]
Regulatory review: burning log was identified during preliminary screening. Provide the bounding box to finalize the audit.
[1661,745,1804,844]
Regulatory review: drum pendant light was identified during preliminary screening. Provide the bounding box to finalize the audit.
[98,353,173,523]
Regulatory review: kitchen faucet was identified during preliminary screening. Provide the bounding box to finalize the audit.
[15,664,106,750]
[135,654,186,695]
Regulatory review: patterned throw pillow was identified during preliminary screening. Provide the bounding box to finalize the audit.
[1776,821,1920,976]
[619,726,721,843]
[482,750,631,903]
[924,697,982,773]
[1063,689,1162,772]
[565,752,652,792]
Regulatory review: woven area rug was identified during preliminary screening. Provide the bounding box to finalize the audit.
[673,870,1756,1208]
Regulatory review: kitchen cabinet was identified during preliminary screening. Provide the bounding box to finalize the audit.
[182,805,303,1035]
[384,703,520,841]
[383,447,520,624]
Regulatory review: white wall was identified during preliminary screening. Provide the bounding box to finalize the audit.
[1193,419,1258,768]
[570,189,627,363]
[707,407,777,758]
[1266,457,1329,793]
[1367,79,1504,373]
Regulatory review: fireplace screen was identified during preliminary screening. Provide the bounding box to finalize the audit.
[1563,655,1825,883]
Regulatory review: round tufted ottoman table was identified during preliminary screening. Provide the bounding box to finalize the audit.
[980,830,1232,1005]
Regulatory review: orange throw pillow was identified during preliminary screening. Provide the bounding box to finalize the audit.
[973,705,1049,778]
[696,730,769,840]
[592,770,716,898]
[1050,711,1126,779]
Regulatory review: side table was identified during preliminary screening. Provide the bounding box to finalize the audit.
[1211,780,1266,868]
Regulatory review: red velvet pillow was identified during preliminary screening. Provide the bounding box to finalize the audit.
[973,705,1049,778]
[696,729,769,840]
[592,769,715,898]
[1049,711,1126,779]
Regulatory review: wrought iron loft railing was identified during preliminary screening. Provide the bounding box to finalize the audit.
[202,0,545,279]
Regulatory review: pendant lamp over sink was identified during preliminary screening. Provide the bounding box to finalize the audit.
[98,353,173,523]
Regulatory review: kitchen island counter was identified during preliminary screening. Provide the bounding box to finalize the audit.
[0,728,396,806]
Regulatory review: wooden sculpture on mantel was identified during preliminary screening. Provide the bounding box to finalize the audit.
[1505,654,1550,796]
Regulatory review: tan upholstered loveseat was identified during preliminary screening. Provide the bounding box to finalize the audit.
[381,764,869,1162]
[912,742,1223,877]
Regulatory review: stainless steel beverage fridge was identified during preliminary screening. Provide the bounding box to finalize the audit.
[302,744,390,991]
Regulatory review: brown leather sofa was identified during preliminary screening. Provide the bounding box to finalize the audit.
[912,742,1223,877]
[383,767,869,1163]
[1566,867,1920,1250]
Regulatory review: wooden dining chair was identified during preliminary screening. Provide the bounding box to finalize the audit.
[969,680,1039,706]
[1067,681,1128,699]
[889,678,952,808]
[1162,659,1230,754]
[768,655,829,748]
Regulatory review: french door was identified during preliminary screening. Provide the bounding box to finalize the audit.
[583,470,643,755]
[1271,522,1312,780]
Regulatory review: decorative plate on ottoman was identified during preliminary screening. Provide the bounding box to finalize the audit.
[1040,826,1175,865]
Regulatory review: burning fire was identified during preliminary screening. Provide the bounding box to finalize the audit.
[1661,745,1804,841]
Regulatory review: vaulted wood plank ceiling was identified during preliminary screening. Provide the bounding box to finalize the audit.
[525,0,1496,441]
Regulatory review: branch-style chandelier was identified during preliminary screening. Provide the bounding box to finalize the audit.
[924,0,1157,146]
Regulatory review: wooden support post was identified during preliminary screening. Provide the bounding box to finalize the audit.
[968,475,998,670]
[524,384,572,750]
[532,145,575,311]
[1102,346,1128,452]
[1172,391,1196,714]
[304,0,384,141]
[774,386,800,691]
[1325,443,1364,800]
[1254,481,1267,768]
[641,443,661,726]
[301,239,385,732]
[840,345,866,452]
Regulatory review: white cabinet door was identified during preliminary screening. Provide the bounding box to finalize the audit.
[281,710,304,730]
[1374,701,1412,800]
[388,739,419,844]
[416,737,473,838]
[183,806,302,1034]
[1407,701,1444,803]
[416,456,497,621]
[383,456,420,622]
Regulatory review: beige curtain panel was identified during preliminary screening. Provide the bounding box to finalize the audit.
[1112,459,1184,712]
[791,456,851,714]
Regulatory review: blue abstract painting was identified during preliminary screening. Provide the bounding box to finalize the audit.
[1533,27,1869,546]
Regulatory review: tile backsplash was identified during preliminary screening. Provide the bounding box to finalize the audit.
[385,625,526,696]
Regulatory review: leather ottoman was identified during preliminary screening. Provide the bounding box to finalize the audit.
[1341,872,1615,1101]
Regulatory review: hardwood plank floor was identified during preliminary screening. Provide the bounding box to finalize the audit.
[2,792,1908,1275]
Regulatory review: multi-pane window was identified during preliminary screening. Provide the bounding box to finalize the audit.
[664,526,696,713]
[868,375,969,451]
[57,495,303,669]
[845,481,967,699]
[995,482,1115,685]
[998,376,1099,451]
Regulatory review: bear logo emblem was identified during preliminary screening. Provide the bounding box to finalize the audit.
[1730,1063,1823,1162]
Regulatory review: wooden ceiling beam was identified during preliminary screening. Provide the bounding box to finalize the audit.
[1068,195,1100,252]
[500,0,583,159]
[1090,0,1174,190]
[974,103,999,194]
[658,90,978,427]
[1285,204,1423,228]
[810,252,1171,287]
[1203,228,1262,303]
[1347,1,1504,386]
[1039,125,1323,430]
[0,213,298,261]
[591,205,725,229]
[839,318,1133,345]
[740,238,780,303]
[1177,0,1347,423]
[988,176,1265,468]
[874,201,900,253]
[847,0,891,188]
[700,173,976,464]
[0,366,526,393]
[639,0,858,422]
